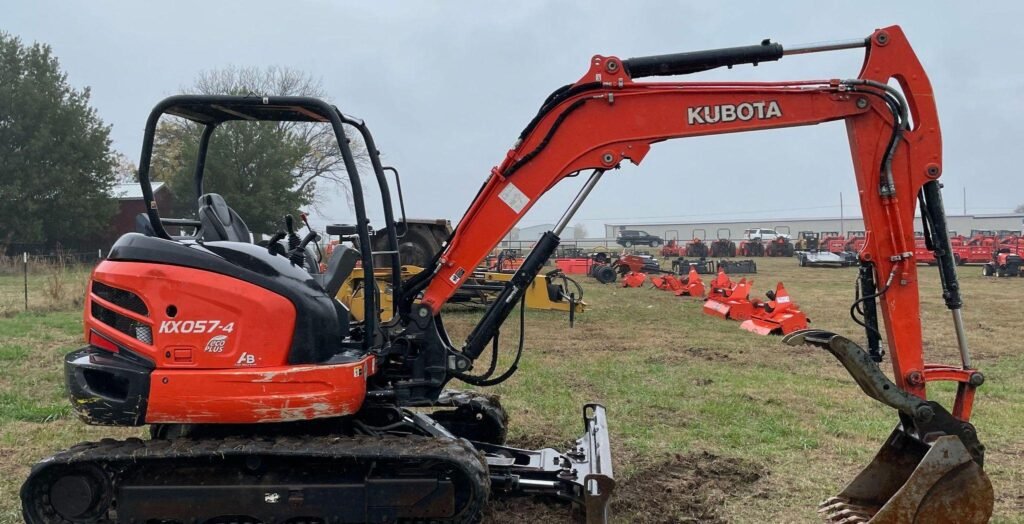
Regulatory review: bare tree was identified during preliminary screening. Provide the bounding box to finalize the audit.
[183,65,368,210]
[111,152,138,184]
[572,222,588,239]
[1015,203,1024,213]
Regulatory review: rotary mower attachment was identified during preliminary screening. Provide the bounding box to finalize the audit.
[621,271,648,288]
[675,265,706,297]
[703,271,756,321]
[782,330,993,524]
[651,265,705,297]
[739,281,808,335]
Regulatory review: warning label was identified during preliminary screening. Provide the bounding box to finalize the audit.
[498,182,529,214]
[450,267,466,284]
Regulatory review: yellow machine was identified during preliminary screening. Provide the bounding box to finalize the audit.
[339,266,586,321]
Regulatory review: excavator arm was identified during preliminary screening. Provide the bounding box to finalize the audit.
[398,25,992,522]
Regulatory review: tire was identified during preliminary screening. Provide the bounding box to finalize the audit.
[594,265,617,284]
[982,264,994,277]
[623,241,633,248]
[650,240,661,248]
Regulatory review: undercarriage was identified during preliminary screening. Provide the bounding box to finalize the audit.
[22,391,613,524]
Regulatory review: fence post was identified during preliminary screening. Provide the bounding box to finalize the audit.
[23,252,28,311]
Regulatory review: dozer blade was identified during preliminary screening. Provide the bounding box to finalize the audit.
[740,318,777,335]
[784,329,994,524]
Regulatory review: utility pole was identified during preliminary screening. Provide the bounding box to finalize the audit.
[840,192,845,236]
[23,252,28,311]
[963,186,967,216]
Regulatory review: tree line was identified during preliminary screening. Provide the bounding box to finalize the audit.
[0,33,363,254]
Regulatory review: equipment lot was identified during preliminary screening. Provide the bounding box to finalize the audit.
[0,257,1021,523]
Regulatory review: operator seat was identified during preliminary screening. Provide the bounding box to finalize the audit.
[197,193,251,243]
[317,245,360,297]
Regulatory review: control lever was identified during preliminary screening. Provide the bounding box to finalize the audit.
[299,212,323,262]
[265,231,287,257]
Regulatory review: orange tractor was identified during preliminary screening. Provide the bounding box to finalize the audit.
[709,228,737,257]
[685,229,709,258]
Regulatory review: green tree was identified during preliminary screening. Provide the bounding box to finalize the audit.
[0,33,116,252]
[152,66,365,236]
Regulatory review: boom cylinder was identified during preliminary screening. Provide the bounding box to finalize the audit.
[462,170,603,360]
[623,40,783,78]
[462,231,560,360]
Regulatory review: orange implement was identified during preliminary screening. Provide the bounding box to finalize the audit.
[675,266,705,298]
[706,267,733,300]
[703,277,755,320]
[621,271,648,288]
[650,273,684,293]
[740,282,808,335]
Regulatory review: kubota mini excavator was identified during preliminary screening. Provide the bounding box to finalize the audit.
[22,25,992,523]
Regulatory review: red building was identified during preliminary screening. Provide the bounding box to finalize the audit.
[107,182,175,244]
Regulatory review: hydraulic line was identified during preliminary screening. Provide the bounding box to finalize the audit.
[844,81,908,196]
[454,294,526,387]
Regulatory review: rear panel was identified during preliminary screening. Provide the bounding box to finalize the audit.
[87,261,296,369]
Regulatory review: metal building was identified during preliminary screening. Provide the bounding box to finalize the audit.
[604,213,1024,242]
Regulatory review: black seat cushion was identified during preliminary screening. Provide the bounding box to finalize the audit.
[198,193,251,243]
[316,245,360,297]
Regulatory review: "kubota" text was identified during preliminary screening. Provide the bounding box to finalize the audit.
[687,101,782,125]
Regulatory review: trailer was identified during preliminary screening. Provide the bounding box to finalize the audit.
[796,250,855,267]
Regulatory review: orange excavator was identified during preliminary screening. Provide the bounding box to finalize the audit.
[21,26,991,523]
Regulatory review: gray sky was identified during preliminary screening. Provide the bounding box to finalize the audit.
[6,1,1023,235]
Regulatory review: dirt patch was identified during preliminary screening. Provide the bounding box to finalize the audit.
[684,347,733,362]
[485,497,576,523]
[613,451,767,523]
[741,393,782,407]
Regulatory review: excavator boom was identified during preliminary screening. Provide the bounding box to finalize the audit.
[407,25,991,522]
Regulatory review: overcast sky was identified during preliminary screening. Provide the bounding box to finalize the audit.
[6,1,1022,235]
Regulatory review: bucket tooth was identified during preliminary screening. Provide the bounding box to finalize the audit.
[818,431,992,524]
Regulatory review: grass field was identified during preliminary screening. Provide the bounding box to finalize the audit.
[0,258,1021,523]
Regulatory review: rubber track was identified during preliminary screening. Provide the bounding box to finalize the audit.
[22,433,490,524]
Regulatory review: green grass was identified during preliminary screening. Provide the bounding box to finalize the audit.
[0,259,1022,523]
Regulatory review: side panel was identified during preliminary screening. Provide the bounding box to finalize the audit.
[146,358,374,424]
[89,261,296,369]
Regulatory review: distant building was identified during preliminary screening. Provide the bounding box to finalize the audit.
[604,214,1024,241]
[107,182,174,243]
[510,223,578,242]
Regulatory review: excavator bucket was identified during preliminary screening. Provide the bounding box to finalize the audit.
[817,430,993,523]
[783,330,993,524]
